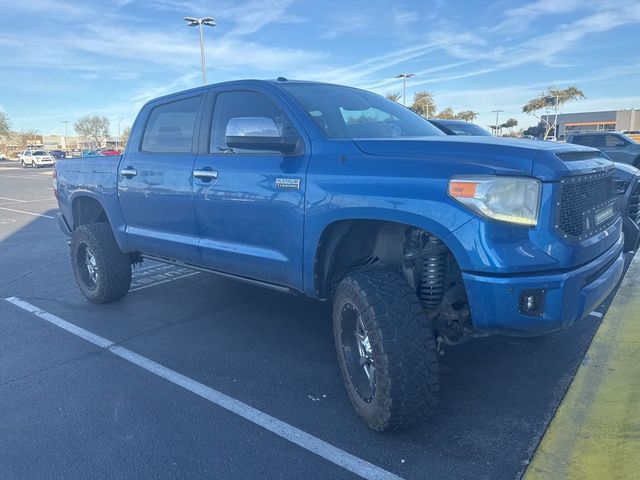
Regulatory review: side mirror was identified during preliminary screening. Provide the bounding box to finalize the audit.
[225,117,299,153]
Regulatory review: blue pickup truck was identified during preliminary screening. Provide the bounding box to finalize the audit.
[54,79,625,431]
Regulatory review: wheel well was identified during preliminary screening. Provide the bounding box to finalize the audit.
[315,220,446,296]
[72,196,108,230]
[315,220,473,344]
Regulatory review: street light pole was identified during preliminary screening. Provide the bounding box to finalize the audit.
[184,16,216,85]
[61,120,70,150]
[491,109,503,136]
[395,73,415,107]
[116,118,123,151]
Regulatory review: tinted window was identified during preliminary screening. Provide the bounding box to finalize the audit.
[444,123,490,136]
[210,91,298,154]
[141,96,201,153]
[605,135,628,147]
[281,83,444,139]
[571,135,603,147]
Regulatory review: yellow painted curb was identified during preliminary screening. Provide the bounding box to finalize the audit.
[525,254,640,480]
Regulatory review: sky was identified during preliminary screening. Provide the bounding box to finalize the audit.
[0,0,639,136]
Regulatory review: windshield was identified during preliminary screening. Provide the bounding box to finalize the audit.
[442,123,491,136]
[281,83,445,139]
[33,150,48,155]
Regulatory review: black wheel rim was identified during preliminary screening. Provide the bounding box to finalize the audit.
[77,242,98,290]
[340,303,375,402]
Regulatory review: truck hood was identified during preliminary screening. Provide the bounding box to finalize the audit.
[352,136,613,181]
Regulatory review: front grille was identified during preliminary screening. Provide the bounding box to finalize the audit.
[628,179,640,224]
[556,169,618,241]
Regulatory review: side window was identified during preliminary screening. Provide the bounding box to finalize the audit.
[141,96,201,153]
[210,91,298,154]
[605,135,627,147]
[572,135,592,146]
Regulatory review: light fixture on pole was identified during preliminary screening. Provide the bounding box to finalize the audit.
[491,109,504,136]
[395,73,415,106]
[184,16,216,85]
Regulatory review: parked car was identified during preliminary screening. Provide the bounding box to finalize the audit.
[0,152,7,161]
[82,149,101,157]
[567,132,640,167]
[100,149,121,156]
[19,149,56,168]
[49,149,67,160]
[55,79,624,432]
[427,118,491,136]
[613,162,640,252]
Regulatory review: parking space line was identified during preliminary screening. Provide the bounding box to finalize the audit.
[0,206,54,219]
[130,272,200,292]
[3,296,402,480]
[0,196,27,203]
[0,198,56,207]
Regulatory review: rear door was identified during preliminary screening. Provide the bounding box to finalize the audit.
[192,87,310,289]
[117,93,204,263]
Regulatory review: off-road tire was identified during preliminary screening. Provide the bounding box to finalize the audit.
[71,223,131,304]
[333,267,439,431]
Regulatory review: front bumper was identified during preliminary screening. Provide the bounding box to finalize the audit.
[462,235,625,336]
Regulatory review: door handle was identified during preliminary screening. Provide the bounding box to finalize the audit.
[120,167,138,178]
[193,169,218,181]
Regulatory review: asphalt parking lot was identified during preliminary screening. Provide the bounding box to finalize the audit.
[0,164,630,479]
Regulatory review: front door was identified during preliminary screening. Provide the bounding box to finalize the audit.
[193,88,309,289]
[117,93,203,264]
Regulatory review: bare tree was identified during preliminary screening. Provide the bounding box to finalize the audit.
[13,129,40,147]
[75,115,111,147]
[410,91,436,118]
[120,126,131,149]
[385,92,402,103]
[522,86,585,140]
[455,110,479,122]
[0,111,10,139]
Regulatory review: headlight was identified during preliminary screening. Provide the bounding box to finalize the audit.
[449,176,541,226]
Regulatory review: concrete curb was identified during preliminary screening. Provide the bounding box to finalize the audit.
[524,253,640,479]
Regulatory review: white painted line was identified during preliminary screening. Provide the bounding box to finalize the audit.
[0,206,55,219]
[0,205,55,218]
[0,198,56,207]
[0,195,27,202]
[590,311,604,319]
[130,272,200,292]
[3,297,402,480]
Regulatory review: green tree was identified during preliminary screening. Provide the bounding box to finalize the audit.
[410,91,436,118]
[435,107,456,119]
[74,115,110,147]
[385,92,402,103]
[501,118,518,135]
[455,110,479,122]
[522,86,585,139]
